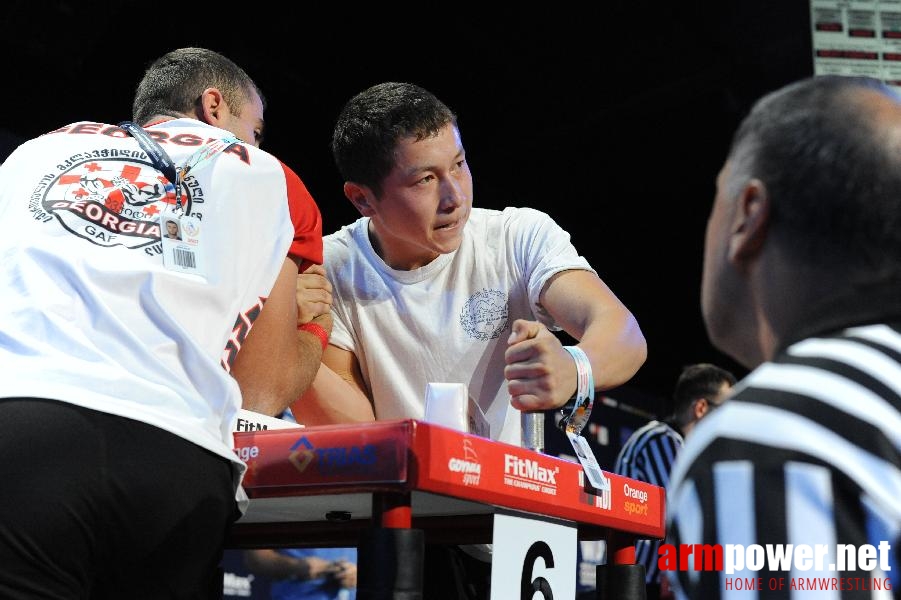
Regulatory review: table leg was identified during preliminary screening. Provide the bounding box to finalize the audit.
[357,491,424,600]
[596,531,647,599]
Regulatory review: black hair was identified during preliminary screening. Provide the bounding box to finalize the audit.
[726,75,901,276]
[330,82,457,196]
[132,47,264,125]
[672,363,736,425]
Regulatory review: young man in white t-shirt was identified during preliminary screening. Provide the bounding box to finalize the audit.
[293,81,648,600]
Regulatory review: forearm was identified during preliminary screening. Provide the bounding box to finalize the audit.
[237,329,324,416]
[291,362,375,425]
[232,259,325,416]
[575,308,647,391]
[540,269,648,396]
[243,549,331,581]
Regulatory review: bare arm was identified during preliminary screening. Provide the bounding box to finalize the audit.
[290,345,375,425]
[231,258,327,416]
[504,269,647,411]
[287,264,374,425]
[243,548,338,581]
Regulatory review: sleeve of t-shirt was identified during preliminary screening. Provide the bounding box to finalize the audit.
[505,206,596,328]
[280,161,323,271]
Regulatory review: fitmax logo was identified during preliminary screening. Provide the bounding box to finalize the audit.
[504,455,557,484]
[503,454,559,495]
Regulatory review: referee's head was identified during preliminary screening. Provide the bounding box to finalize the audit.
[671,363,736,436]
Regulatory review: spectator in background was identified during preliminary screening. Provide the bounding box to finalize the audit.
[244,548,357,600]
[668,75,901,598]
[613,363,736,599]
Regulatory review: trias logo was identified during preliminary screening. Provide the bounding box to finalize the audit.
[503,454,559,496]
[288,437,377,475]
[448,439,481,486]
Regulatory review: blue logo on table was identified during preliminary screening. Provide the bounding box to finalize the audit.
[288,436,378,475]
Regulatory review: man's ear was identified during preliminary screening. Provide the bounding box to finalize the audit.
[693,398,709,421]
[344,182,376,217]
[729,178,771,263]
[195,87,227,126]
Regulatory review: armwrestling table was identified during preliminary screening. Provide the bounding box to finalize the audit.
[227,419,664,599]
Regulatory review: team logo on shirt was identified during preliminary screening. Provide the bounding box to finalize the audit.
[29,155,199,249]
[460,288,508,341]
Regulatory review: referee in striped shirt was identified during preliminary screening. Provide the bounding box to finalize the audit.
[614,363,736,598]
[668,75,901,599]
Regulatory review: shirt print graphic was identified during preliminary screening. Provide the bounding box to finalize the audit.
[460,289,508,340]
[32,155,200,249]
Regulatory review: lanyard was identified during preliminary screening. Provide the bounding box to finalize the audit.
[119,121,183,211]
[119,121,240,213]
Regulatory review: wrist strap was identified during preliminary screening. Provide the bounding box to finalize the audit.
[298,322,329,351]
[559,345,594,435]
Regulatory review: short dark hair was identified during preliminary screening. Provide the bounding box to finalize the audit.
[131,47,264,125]
[672,363,736,422]
[330,82,457,196]
[726,75,901,275]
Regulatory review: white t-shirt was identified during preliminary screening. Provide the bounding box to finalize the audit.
[325,206,594,445]
[0,119,322,477]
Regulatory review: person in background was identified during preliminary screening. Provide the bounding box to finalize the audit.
[668,75,901,598]
[244,548,357,600]
[612,362,736,599]
[293,81,647,599]
[0,47,327,597]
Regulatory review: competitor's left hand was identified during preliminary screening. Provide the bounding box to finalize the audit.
[504,319,578,411]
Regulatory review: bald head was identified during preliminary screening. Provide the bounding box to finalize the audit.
[702,76,901,367]
[726,76,901,272]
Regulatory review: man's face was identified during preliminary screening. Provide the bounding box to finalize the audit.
[700,160,747,361]
[166,221,178,236]
[709,380,734,409]
[220,88,265,148]
[365,123,473,270]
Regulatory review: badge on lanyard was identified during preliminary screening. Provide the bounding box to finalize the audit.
[159,211,204,277]
[118,120,238,282]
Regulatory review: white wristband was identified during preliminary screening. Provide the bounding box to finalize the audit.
[559,345,595,435]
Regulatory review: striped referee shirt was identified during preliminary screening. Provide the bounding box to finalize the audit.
[667,323,901,599]
[614,419,684,584]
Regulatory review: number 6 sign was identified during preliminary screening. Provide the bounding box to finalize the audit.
[490,510,577,600]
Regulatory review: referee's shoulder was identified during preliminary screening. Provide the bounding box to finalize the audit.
[621,421,680,457]
[636,420,680,443]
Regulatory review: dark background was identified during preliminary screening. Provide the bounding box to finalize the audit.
[1,1,814,416]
